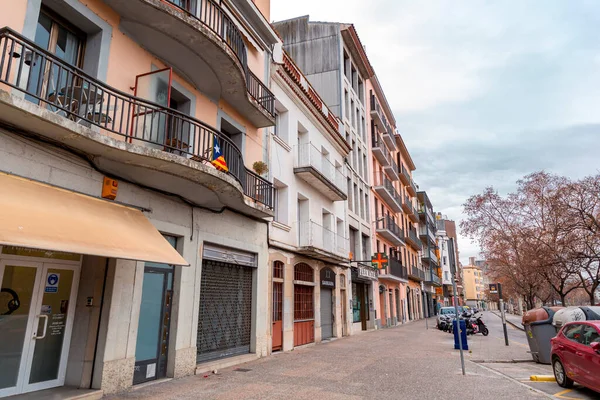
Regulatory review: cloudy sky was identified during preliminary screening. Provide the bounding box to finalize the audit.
[271,0,600,264]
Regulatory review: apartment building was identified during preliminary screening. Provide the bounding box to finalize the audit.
[0,0,279,396]
[417,191,442,317]
[444,217,465,303]
[464,257,488,308]
[368,75,408,328]
[272,16,378,334]
[268,50,352,352]
[435,213,460,307]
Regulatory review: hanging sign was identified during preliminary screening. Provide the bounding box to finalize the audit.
[371,252,388,269]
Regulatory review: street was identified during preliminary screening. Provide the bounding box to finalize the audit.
[105,312,600,400]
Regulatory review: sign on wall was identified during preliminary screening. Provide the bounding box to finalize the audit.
[371,253,388,269]
[320,268,336,288]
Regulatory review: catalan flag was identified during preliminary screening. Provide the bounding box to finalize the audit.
[211,136,228,172]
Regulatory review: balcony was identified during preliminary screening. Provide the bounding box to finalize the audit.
[399,164,411,186]
[0,28,272,217]
[405,196,419,223]
[407,178,417,197]
[375,215,405,246]
[425,270,442,286]
[294,143,346,201]
[383,157,399,181]
[405,228,423,251]
[102,0,275,127]
[370,93,384,129]
[379,257,408,282]
[421,248,440,267]
[298,220,349,262]
[381,120,397,151]
[371,132,391,167]
[373,172,403,212]
[419,224,436,244]
[418,205,436,227]
[408,266,425,281]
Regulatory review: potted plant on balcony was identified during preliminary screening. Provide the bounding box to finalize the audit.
[252,161,269,177]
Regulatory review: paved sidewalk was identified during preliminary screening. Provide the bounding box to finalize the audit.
[491,310,525,331]
[107,317,546,400]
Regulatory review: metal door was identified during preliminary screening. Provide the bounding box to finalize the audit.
[320,288,333,339]
[197,260,253,362]
[272,282,283,351]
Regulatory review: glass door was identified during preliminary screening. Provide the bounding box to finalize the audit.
[0,261,79,396]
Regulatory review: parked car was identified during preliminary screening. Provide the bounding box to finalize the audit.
[437,306,462,329]
[550,321,600,393]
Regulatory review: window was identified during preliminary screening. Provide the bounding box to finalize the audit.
[358,78,364,103]
[361,234,369,260]
[350,100,355,127]
[363,154,368,179]
[273,261,284,279]
[365,193,370,222]
[273,182,288,225]
[443,256,447,265]
[581,325,600,346]
[294,285,314,320]
[344,90,349,119]
[444,271,449,280]
[294,263,314,282]
[347,178,353,212]
[359,188,365,219]
[354,183,359,214]
[361,116,366,142]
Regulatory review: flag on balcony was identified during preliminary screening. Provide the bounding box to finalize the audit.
[211,136,228,172]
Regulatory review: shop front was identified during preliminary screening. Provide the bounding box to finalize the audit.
[0,172,187,398]
[351,265,377,333]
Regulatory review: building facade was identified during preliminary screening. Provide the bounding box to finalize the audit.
[463,257,487,308]
[417,191,442,317]
[268,50,352,352]
[0,0,278,397]
[272,16,379,333]
[435,214,460,307]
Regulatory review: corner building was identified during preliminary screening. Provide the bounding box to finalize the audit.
[0,0,279,396]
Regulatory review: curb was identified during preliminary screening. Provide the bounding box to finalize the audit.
[491,311,525,332]
[530,375,556,382]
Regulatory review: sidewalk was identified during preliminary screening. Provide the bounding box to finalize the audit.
[492,311,524,331]
[107,318,544,400]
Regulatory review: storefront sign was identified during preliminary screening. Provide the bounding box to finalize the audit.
[45,273,60,293]
[320,267,335,288]
[357,265,377,280]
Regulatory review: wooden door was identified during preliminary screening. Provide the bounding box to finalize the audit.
[272,282,283,351]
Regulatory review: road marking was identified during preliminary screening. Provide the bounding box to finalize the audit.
[471,361,554,399]
[554,389,580,399]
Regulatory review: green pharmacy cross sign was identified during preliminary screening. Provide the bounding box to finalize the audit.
[371,252,388,269]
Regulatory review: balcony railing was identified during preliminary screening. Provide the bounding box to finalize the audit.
[299,221,348,258]
[384,157,399,181]
[375,214,404,245]
[296,142,345,192]
[371,130,391,166]
[165,1,275,117]
[409,266,425,281]
[370,93,384,127]
[425,270,442,285]
[386,257,408,280]
[399,163,411,185]
[407,228,423,250]
[373,172,403,212]
[0,27,273,208]
[422,248,439,265]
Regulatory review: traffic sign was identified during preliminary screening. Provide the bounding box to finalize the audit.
[489,283,498,294]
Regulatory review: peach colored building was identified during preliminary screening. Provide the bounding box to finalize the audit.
[0,0,279,397]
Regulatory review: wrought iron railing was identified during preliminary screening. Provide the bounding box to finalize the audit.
[409,266,425,281]
[373,172,402,207]
[0,27,273,208]
[408,228,423,250]
[375,214,404,241]
[165,1,275,117]
[371,130,391,164]
[387,257,408,280]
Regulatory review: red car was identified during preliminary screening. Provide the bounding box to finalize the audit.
[551,321,600,392]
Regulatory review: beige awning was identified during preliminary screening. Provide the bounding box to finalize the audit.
[0,172,189,266]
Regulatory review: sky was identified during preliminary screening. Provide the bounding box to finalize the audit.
[271,0,600,265]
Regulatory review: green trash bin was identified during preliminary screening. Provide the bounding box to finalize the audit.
[522,306,562,364]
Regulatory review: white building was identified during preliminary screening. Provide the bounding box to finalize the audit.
[268,51,353,352]
[435,213,454,306]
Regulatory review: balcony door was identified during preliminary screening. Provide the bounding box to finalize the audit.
[25,8,86,106]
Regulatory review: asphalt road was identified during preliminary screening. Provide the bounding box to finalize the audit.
[484,311,530,349]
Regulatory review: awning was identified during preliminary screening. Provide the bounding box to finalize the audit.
[0,172,189,266]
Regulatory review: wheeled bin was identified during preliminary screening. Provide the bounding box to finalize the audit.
[522,306,562,364]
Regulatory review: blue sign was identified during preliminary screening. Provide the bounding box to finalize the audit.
[45,273,60,293]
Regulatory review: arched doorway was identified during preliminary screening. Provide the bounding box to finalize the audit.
[395,289,401,324]
[272,261,284,351]
[294,263,314,346]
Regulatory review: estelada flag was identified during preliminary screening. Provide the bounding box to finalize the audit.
[211,136,228,172]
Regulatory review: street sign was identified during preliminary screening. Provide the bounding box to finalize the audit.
[489,283,498,294]
[371,252,388,269]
